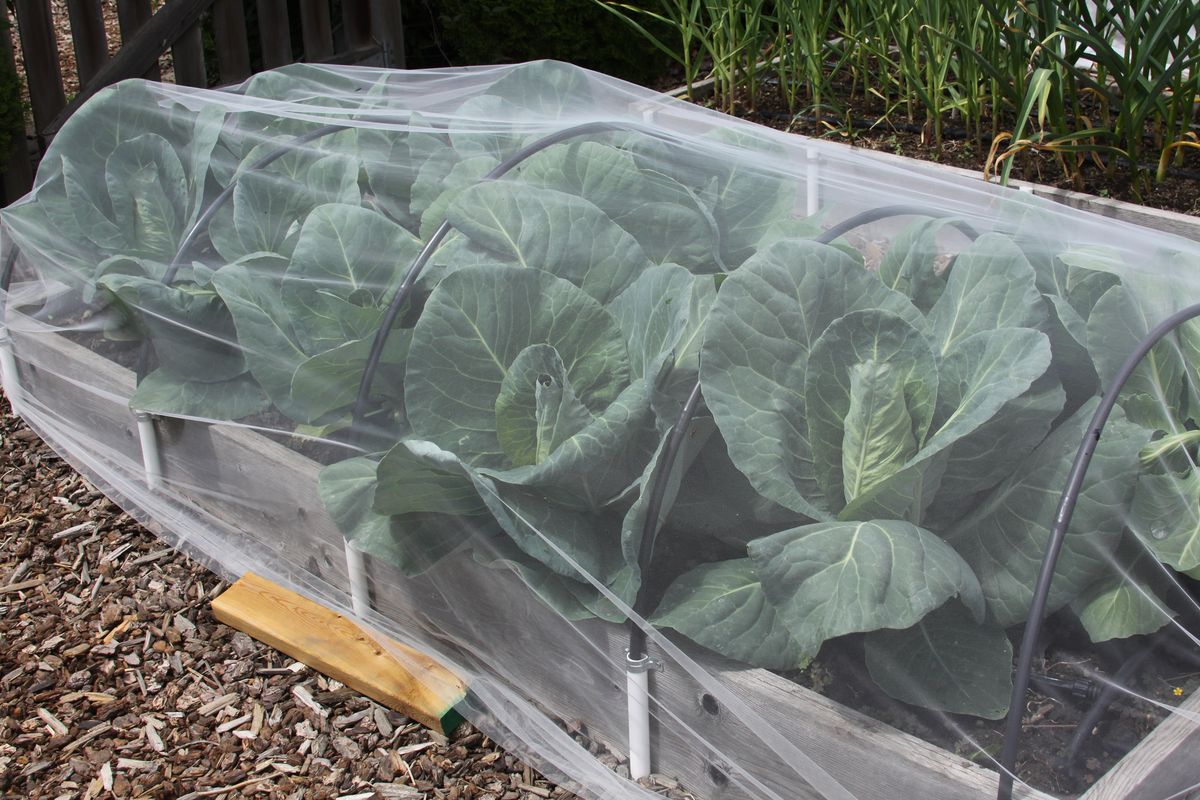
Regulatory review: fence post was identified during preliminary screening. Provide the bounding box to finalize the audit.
[371,0,404,68]
[172,23,207,87]
[64,0,109,86]
[0,5,31,201]
[116,0,161,80]
[256,0,293,69]
[211,0,251,84]
[12,0,66,150]
[299,0,334,62]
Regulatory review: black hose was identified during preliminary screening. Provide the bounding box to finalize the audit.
[997,301,1200,800]
[815,204,980,245]
[349,120,678,435]
[627,380,704,662]
[1065,639,1160,777]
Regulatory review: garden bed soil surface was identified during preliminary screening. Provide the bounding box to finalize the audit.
[687,81,1200,218]
[0,396,640,800]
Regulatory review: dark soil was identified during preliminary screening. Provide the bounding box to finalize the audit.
[783,617,1200,798]
[696,77,1200,218]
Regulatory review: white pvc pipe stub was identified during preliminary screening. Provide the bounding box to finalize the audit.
[625,649,661,781]
[0,333,21,414]
[134,411,164,492]
[345,540,371,616]
[805,147,820,217]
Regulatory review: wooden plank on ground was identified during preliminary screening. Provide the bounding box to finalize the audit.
[256,0,293,68]
[213,572,466,734]
[64,0,109,85]
[1080,688,1200,800]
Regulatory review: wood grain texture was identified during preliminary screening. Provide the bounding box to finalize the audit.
[1080,688,1200,800]
[213,572,466,734]
[363,553,1057,800]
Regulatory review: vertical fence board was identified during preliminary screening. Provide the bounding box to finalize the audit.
[12,0,66,143]
[64,0,108,86]
[256,0,293,68]
[341,0,372,51]
[211,0,251,85]
[171,22,207,87]
[370,0,404,68]
[1,4,32,199]
[115,0,160,80]
[299,0,334,62]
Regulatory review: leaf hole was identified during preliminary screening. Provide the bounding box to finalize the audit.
[700,692,719,715]
[537,374,554,387]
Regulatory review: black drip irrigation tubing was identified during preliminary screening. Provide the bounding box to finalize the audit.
[997,300,1200,800]
[1064,636,1163,779]
[626,207,980,659]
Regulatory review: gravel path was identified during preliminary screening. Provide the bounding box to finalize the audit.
[0,397,579,800]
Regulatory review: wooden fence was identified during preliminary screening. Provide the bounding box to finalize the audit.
[0,0,405,203]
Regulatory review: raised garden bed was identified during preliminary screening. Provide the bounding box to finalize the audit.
[3,60,1200,800]
[8,306,1200,800]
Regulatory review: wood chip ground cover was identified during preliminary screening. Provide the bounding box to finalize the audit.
[0,397,696,799]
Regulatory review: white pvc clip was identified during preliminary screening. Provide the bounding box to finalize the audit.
[0,330,21,414]
[805,147,820,217]
[134,411,164,491]
[625,650,662,781]
[345,540,371,616]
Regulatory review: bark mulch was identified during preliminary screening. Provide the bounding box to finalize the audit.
[0,395,584,800]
